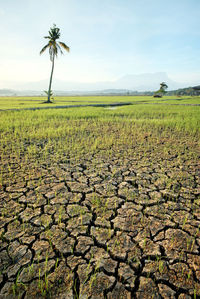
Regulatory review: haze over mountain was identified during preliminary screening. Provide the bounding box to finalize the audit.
[1,72,186,94]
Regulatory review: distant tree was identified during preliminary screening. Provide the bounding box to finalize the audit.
[159,82,168,94]
[40,24,70,103]
[154,82,168,98]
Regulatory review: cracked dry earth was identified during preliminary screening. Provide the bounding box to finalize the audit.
[0,149,200,298]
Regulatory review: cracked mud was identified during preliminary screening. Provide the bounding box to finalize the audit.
[0,137,200,298]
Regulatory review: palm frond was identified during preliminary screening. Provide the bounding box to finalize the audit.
[56,43,64,55]
[40,43,50,55]
[40,26,69,62]
[59,42,70,52]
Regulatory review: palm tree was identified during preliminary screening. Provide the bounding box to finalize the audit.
[40,24,70,103]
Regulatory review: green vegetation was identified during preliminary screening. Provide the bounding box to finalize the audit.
[0,98,199,148]
[154,82,168,97]
[167,86,200,96]
[0,95,199,110]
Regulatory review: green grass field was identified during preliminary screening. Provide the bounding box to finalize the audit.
[0,96,200,298]
[0,95,199,110]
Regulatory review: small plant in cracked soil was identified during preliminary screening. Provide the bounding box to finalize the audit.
[0,97,200,298]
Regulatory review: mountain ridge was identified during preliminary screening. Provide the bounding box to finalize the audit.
[0,72,186,93]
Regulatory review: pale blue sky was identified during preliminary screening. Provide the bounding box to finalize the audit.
[0,0,200,87]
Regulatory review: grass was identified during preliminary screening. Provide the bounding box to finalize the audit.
[0,95,199,110]
[0,101,199,159]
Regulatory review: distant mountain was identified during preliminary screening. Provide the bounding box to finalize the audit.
[1,85,199,97]
[114,72,179,90]
[0,72,185,93]
[0,89,16,95]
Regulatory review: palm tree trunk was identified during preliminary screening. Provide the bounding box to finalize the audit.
[47,54,55,103]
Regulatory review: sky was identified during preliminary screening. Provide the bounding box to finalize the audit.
[0,0,200,88]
